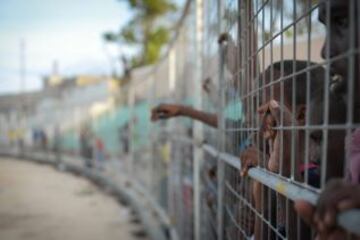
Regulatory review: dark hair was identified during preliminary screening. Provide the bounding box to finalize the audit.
[310,89,347,125]
[262,60,325,106]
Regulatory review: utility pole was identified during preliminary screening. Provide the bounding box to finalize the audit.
[20,38,26,94]
[52,59,59,75]
[18,38,27,152]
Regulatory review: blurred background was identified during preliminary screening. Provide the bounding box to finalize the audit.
[0,1,185,239]
[0,0,185,157]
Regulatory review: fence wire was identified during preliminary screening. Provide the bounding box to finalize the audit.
[134,0,360,239]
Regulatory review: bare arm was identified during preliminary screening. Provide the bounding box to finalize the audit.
[180,105,218,128]
[151,104,218,128]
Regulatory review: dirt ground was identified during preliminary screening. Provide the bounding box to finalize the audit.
[0,157,148,240]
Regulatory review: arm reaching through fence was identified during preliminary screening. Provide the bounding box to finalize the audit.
[151,104,219,128]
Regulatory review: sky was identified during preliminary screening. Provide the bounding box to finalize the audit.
[0,0,134,94]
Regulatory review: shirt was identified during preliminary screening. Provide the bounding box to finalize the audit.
[345,129,360,184]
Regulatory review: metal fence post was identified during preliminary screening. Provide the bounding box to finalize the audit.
[194,0,204,239]
[128,83,135,178]
[217,0,225,239]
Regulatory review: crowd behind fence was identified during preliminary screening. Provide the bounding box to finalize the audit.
[1,0,359,240]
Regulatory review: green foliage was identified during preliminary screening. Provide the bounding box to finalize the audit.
[144,26,169,63]
[103,32,120,42]
[142,0,177,16]
[126,0,177,16]
[120,21,138,44]
[129,27,169,67]
[104,0,177,70]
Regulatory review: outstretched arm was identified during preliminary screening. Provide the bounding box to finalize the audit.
[151,104,218,128]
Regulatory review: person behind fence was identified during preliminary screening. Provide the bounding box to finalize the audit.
[119,123,129,155]
[246,89,347,240]
[152,59,324,239]
[53,126,62,165]
[293,0,360,239]
[261,61,324,180]
[32,128,41,149]
[151,33,247,156]
[39,129,48,151]
[94,136,105,170]
[79,126,93,168]
[150,31,255,127]
[240,60,325,240]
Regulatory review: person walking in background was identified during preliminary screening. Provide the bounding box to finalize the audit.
[94,136,105,170]
[40,129,48,151]
[80,127,93,168]
[53,126,62,167]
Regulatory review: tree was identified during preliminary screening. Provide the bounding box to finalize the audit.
[103,0,177,70]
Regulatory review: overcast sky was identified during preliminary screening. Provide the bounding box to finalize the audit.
[0,0,133,94]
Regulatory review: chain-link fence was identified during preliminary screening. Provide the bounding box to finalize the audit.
[123,0,360,239]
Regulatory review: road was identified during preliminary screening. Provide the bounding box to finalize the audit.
[0,157,147,240]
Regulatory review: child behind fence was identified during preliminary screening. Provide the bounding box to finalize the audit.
[240,60,325,240]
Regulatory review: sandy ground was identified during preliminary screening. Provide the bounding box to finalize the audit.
[0,158,148,240]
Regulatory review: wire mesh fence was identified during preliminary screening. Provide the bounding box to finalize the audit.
[1,0,359,240]
[135,0,360,238]
[131,0,358,238]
